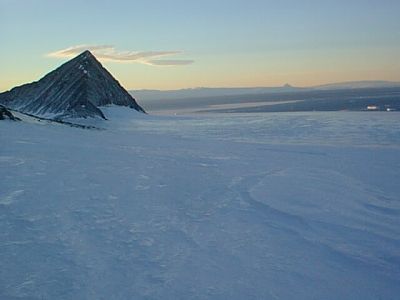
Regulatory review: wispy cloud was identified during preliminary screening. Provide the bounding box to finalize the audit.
[47,45,194,66]
[148,59,195,66]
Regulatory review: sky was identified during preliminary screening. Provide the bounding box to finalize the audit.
[1,0,400,91]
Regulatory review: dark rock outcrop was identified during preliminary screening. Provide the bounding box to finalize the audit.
[0,51,145,119]
[0,105,20,121]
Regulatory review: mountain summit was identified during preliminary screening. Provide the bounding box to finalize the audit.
[0,50,145,119]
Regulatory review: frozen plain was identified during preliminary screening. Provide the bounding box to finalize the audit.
[1,108,399,299]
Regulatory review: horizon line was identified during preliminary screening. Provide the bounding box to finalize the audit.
[128,80,400,91]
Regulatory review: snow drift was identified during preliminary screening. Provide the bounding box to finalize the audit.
[0,110,399,299]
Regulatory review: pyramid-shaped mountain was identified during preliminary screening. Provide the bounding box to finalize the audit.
[0,50,145,119]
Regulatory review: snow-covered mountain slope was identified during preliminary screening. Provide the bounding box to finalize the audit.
[1,111,399,299]
[0,51,145,119]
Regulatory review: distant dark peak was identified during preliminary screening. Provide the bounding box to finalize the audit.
[283,83,293,88]
[0,50,146,120]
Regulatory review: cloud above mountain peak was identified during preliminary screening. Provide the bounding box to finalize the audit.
[47,45,194,66]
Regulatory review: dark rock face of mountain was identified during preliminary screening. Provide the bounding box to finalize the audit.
[0,51,145,119]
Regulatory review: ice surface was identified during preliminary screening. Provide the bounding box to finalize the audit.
[0,111,399,299]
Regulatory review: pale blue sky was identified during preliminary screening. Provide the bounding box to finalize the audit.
[1,0,399,91]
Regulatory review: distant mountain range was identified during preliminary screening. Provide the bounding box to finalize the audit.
[0,51,145,120]
[314,81,400,90]
[131,81,400,102]
[131,85,303,102]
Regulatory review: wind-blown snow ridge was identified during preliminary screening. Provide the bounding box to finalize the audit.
[0,50,146,119]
